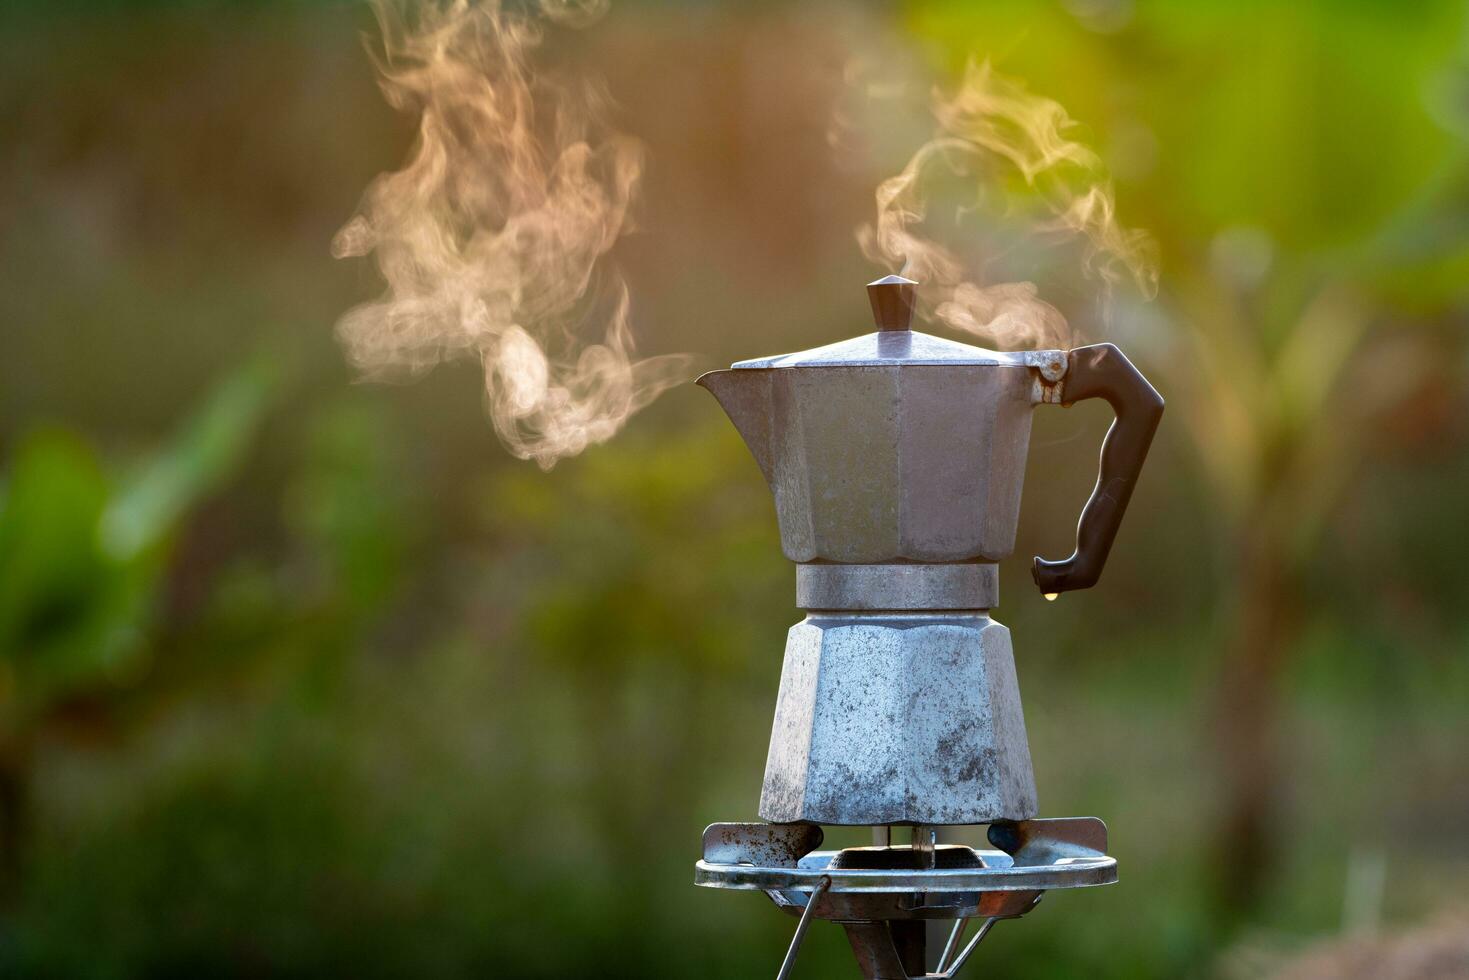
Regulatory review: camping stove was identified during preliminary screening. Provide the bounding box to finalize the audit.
[694,277,1163,978]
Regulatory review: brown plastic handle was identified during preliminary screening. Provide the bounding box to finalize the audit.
[1032,344,1164,596]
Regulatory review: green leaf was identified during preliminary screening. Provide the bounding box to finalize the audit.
[100,357,277,561]
[0,429,110,659]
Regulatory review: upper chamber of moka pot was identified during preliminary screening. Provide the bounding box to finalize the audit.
[699,275,1163,604]
[699,275,1076,610]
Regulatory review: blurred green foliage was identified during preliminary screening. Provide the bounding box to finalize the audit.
[0,0,1467,977]
[0,363,273,738]
[909,0,1469,920]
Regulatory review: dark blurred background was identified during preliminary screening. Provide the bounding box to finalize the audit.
[1,0,1467,976]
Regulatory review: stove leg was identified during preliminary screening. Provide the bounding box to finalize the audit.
[774,876,829,980]
[941,916,998,976]
[841,920,926,980]
[936,917,969,972]
[844,912,1007,980]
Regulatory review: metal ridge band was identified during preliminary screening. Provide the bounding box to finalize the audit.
[796,563,999,611]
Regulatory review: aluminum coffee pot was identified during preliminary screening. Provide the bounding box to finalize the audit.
[698,276,1163,826]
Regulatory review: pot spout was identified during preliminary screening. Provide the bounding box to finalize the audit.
[696,368,775,485]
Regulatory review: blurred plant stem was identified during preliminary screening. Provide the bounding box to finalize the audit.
[1213,513,1296,917]
[1167,213,1463,921]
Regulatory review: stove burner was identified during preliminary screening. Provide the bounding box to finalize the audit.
[696,818,1116,979]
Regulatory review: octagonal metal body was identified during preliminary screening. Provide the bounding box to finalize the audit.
[759,611,1038,826]
[698,331,1056,564]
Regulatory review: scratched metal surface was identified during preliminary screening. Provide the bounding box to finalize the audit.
[758,612,1038,825]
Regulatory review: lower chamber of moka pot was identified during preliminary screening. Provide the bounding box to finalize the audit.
[695,818,1116,980]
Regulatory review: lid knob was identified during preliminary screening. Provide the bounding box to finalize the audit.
[867,275,918,332]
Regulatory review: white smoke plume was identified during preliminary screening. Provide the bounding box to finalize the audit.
[860,60,1158,350]
[333,0,690,469]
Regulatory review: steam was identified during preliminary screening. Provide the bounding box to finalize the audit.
[859,60,1157,350]
[333,0,689,469]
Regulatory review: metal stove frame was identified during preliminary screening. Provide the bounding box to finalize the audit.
[695,817,1116,979]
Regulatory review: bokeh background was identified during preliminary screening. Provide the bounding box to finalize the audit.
[2,0,1468,976]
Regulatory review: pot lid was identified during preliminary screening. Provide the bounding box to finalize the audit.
[731,276,1046,370]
